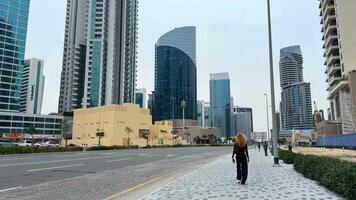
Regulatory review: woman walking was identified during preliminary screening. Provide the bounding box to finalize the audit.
[232,133,249,185]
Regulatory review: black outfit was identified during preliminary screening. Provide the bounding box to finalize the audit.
[232,144,249,184]
[263,142,268,156]
[257,143,261,152]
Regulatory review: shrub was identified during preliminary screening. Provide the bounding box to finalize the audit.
[0,146,83,155]
[278,149,297,164]
[293,153,356,200]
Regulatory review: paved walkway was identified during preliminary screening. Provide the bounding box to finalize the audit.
[141,149,343,200]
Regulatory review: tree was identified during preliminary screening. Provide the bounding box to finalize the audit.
[193,136,201,145]
[140,129,151,147]
[208,134,217,144]
[96,129,105,147]
[125,127,133,146]
[24,125,36,146]
[201,135,208,144]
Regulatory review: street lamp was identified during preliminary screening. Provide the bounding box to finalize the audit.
[181,100,186,140]
[264,93,270,141]
[266,0,279,165]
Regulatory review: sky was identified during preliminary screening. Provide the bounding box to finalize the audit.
[25,0,328,132]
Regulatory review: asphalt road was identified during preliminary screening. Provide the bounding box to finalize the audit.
[0,147,231,200]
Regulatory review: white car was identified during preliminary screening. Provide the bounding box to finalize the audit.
[17,140,41,147]
[41,141,60,147]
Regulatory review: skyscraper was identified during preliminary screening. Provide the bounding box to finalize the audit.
[0,1,30,112]
[20,59,45,114]
[135,88,147,108]
[154,26,197,122]
[197,100,210,127]
[280,46,313,130]
[210,73,231,138]
[319,0,356,133]
[58,0,138,113]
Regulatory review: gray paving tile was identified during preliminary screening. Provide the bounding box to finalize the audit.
[142,149,344,200]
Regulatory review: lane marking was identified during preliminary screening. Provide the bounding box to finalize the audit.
[27,164,84,172]
[0,153,140,168]
[139,154,149,156]
[0,157,34,161]
[103,177,162,200]
[0,186,23,193]
[105,158,134,163]
[167,154,175,157]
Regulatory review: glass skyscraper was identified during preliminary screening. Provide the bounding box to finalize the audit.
[0,0,30,112]
[210,73,231,138]
[280,46,313,130]
[154,26,197,121]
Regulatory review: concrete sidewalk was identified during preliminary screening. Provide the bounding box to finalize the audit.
[141,149,343,200]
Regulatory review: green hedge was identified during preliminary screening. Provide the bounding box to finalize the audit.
[279,149,356,200]
[0,146,83,155]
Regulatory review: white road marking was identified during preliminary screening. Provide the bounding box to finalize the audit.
[27,164,84,172]
[167,154,175,157]
[139,154,149,156]
[0,186,23,193]
[0,154,136,168]
[0,157,34,161]
[106,158,134,163]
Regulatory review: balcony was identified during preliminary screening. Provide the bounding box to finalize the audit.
[325,24,337,36]
[327,64,341,77]
[326,54,340,67]
[326,43,339,57]
[324,14,336,26]
[329,75,342,87]
[325,34,338,48]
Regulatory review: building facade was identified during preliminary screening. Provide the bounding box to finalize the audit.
[232,107,253,137]
[0,0,30,112]
[319,0,356,133]
[279,46,313,130]
[20,58,45,114]
[58,0,138,113]
[197,100,210,127]
[154,26,197,122]
[68,104,187,147]
[135,88,147,108]
[0,112,63,140]
[210,73,231,138]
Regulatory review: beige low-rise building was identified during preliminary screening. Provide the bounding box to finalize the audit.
[67,104,186,147]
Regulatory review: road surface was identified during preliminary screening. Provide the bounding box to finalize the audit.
[0,147,230,200]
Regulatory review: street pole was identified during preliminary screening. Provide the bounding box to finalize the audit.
[267,0,279,165]
[181,100,186,143]
[264,93,270,141]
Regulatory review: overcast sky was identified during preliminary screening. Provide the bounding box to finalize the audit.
[25,0,327,132]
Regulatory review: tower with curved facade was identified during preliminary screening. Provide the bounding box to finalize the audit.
[154,26,197,122]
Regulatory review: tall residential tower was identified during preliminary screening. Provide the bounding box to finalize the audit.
[319,0,356,133]
[279,46,313,130]
[154,26,197,122]
[58,0,138,113]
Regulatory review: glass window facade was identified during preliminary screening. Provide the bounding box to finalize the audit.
[154,27,197,122]
[0,0,29,112]
[154,46,197,121]
[210,75,231,138]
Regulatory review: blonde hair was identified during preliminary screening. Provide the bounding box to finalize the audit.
[235,133,247,148]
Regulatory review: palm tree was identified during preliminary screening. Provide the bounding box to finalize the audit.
[208,134,217,144]
[193,136,201,145]
[96,129,105,147]
[24,125,36,146]
[125,127,133,146]
[141,129,151,147]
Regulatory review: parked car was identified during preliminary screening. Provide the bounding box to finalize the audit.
[41,141,60,147]
[0,139,17,147]
[17,140,41,147]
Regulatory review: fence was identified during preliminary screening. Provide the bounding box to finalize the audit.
[317,133,356,149]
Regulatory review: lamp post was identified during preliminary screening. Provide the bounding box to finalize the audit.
[264,93,270,141]
[181,100,186,142]
[266,0,279,165]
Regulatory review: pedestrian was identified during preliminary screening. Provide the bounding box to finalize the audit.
[263,141,268,156]
[257,142,261,152]
[232,133,249,185]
